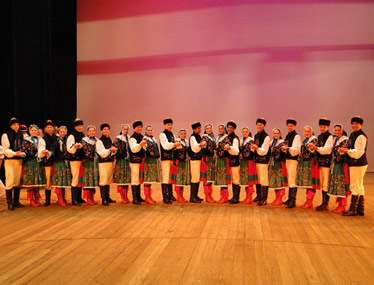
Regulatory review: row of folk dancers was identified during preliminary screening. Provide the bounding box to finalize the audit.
[1,116,368,217]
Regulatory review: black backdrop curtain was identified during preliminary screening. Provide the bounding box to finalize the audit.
[0,0,77,182]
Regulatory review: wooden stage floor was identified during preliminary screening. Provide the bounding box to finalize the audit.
[0,173,373,285]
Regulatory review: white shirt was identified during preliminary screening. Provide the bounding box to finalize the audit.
[1,133,26,158]
[316,134,334,155]
[347,134,367,160]
[190,135,202,153]
[256,135,271,156]
[96,137,116,159]
[159,132,176,151]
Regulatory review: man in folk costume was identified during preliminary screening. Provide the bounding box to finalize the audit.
[188,122,206,203]
[308,118,334,211]
[281,118,301,208]
[251,117,271,206]
[96,123,117,206]
[67,118,86,206]
[41,120,58,206]
[340,116,368,216]
[159,118,181,204]
[225,121,241,204]
[1,118,26,210]
[129,120,147,205]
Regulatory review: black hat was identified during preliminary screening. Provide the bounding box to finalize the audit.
[9,117,20,126]
[256,117,266,126]
[286,118,297,126]
[351,116,364,125]
[227,120,237,129]
[133,120,143,129]
[319,118,331,126]
[73,118,84,127]
[163,118,173,125]
[100,123,110,130]
[44,120,55,128]
[191,121,201,129]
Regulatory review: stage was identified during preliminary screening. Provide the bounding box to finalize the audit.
[0,174,373,284]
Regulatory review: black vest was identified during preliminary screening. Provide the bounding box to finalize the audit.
[317,132,332,167]
[348,130,368,167]
[4,130,23,160]
[98,136,115,163]
[68,130,85,161]
[174,141,188,161]
[113,137,128,160]
[55,137,69,161]
[43,133,58,166]
[271,140,286,162]
[129,132,145,163]
[285,130,299,160]
[160,130,175,161]
[254,131,271,164]
[188,133,203,160]
[227,132,240,167]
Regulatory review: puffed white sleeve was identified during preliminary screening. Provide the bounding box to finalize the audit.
[288,135,301,156]
[228,138,240,155]
[1,134,17,158]
[256,136,270,156]
[159,133,175,150]
[67,134,77,154]
[38,138,46,158]
[190,136,201,153]
[317,135,333,155]
[96,140,111,158]
[130,137,142,153]
[347,135,367,160]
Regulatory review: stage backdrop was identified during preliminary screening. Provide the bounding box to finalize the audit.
[77,0,374,171]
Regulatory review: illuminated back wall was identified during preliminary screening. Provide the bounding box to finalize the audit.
[77,0,374,171]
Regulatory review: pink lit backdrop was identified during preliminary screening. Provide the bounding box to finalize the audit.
[77,0,374,171]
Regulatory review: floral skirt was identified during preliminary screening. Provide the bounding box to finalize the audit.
[215,157,231,186]
[83,158,99,187]
[240,159,258,186]
[52,160,72,187]
[296,158,320,189]
[269,160,288,190]
[200,155,215,182]
[21,158,46,187]
[143,157,161,183]
[171,160,190,186]
[328,162,350,197]
[113,158,131,185]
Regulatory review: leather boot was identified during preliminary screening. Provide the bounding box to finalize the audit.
[258,186,269,206]
[168,184,176,201]
[71,187,81,206]
[217,187,229,204]
[175,186,187,203]
[13,187,24,208]
[190,183,201,203]
[106,185,116,203]
[204,185,215,203]
[253,184,261,203]
[343,195,359,216]
[77,187,86,204]
[301,189,315,209]
[55,188,67,207]
[241,186,253,204]
[100,186,109,206]
[271,189,283,206]
[286,187,297,208]
[229,184,240,204]
[62,188,69,205]
[136,185,145,202]
[144,185,156,205]
[316,191,329,211]
[6,189,15,211]
[357,195,365,216]
[43,189,51,207]
[118,185,130,204]
[162,184,171,204]
[131,185,141,205]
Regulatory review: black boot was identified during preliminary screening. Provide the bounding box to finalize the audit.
[343,195,359,216]
[286,187,297,208]
[43,189,51,207]
[100,186,109,206]
[258,186,269,206]
[162,184,172,204]
[6,189,15,211]
[229,184,240,204]
[283,187,291,205]
[131,185,141,205]
[136,185,145,202]
[71,187,81,206]
[13,187,24,208]
[168,184,176,201]
[78,187,86,204]
[357,195,365,216]
[316,191,329,211]
[195,183,203,201]
[190,183,201,203]
[106,185,116,203]
[253,184,261,203]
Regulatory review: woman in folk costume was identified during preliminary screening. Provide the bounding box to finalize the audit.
[340,116,368,216]
[171,129,190,203]
[20,125,46,207]
[215,124,231,203]
[67,118,86,206]
[113,124,131,204]
[240,126,258,204]
[268,128,288,206]
[142,125,161,205]
[200,123,216,203]
[52,126,72,207]
[1,117,26,210]
[297,126,320,209]
[81,126,100,205]
[327,124,350,214]
[96,123,117,206]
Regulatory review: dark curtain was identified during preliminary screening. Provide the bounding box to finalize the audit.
[0,0,77,181]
